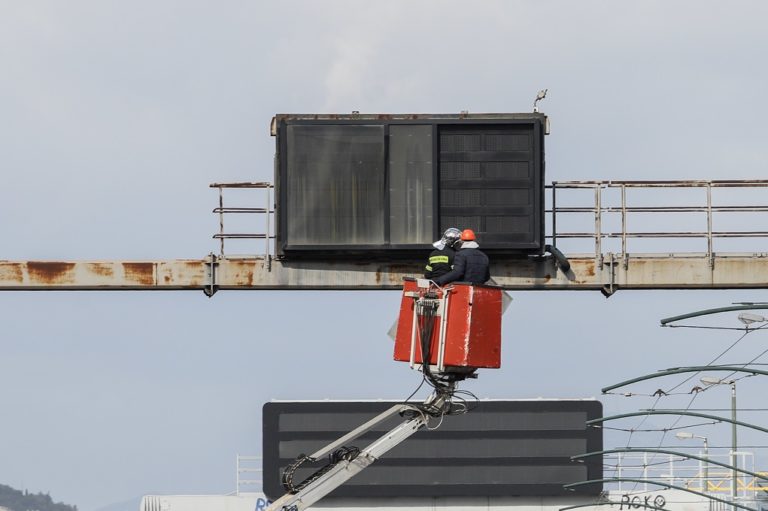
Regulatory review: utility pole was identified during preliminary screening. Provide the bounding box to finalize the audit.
[701,376,738,506]
[731,380,738,503]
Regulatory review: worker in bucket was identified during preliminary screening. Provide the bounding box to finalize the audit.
[433,229,490,286]
[425,227,461,280]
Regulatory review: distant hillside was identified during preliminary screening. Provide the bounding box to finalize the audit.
[0,484,77,511]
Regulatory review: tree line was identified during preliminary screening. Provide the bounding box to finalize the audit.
[0,484,76,511]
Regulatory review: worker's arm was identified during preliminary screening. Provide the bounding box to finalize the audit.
[433,252,465,286]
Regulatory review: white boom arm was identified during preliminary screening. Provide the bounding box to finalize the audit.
[266,391,451,511]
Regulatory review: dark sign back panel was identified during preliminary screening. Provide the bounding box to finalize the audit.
[284,124,387,247]
[263,400,602,499]
[275,114,546,256]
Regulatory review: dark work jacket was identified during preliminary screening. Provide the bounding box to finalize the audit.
[424,247,455,280]
[433,247,490,286]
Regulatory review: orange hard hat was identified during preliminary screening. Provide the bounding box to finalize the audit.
[460,229,476,241]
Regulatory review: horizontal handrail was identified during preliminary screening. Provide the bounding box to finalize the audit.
[213,234,275,239]
[549,179,768,261]
[552,232,768,239]
[549,180,768,188]
[212,207,273,214]
[548,206,768,213]
[208,179,768,263]
[210,182,273,189]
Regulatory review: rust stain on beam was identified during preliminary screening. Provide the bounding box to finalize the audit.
[27,261,77,285]
[87,262,115,278]
[159,260,208,287]
[0,262,23,284]
[122,262,156,286]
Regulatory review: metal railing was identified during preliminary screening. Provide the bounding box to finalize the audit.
[210,180,768,263]
[235,454,263,495]
[210,182,274,259]
[549,180,768,265]
[607,451,767,497]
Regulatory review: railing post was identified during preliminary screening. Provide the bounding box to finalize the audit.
[218,186,225,256]
[236,454,240,496]
[707,183,713,268]
[644,451,648,492]
[621,184,627,262]
[551,182,558,249]
[670,453,675,487]
[265,186,270,262]
[595,184,602,266]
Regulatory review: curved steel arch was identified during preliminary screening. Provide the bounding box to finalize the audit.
[601,366,768,393]
[661,305,768,326]
[564,478,757,511]
[585,410,768,435]
[572,448,768,482]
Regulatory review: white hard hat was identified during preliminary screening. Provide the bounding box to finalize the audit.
[432,227,461,250]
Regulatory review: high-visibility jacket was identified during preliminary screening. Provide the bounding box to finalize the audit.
[424,247,455,280]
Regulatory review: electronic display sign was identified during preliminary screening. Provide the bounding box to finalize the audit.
[263,399,602,499]
[273,113,547,256]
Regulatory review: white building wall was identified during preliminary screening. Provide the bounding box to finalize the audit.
[140,489,713,511]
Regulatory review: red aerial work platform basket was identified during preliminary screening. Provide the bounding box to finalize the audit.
[393,278,502,373]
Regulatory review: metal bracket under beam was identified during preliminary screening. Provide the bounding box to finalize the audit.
[203,253,218,297]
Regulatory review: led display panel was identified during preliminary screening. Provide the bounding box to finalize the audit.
[263,400,602,499]
[439,124,543,249]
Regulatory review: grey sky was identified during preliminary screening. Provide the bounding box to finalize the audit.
[2,2,768,510]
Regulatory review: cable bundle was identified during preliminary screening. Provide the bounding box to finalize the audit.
[408,293,482,418]
[281,446,361,494]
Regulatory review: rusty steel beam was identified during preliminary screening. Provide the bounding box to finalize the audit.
[1,254,768,292]
[0,260,209,290]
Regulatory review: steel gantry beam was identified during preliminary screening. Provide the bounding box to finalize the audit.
[1,253,768,292]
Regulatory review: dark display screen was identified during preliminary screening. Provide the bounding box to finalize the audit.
[439,125,541,248]
[285,124,386,246]
[263,400,602,499]
[276,115,545,254]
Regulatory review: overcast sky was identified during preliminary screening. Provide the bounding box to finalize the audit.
[2,2,768,510]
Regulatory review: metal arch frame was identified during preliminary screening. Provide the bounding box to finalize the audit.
[563,478,758,511]
[660,305,768,326]
[601,366,768,394]
[572,448,768,483]
[586,410,768,436]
